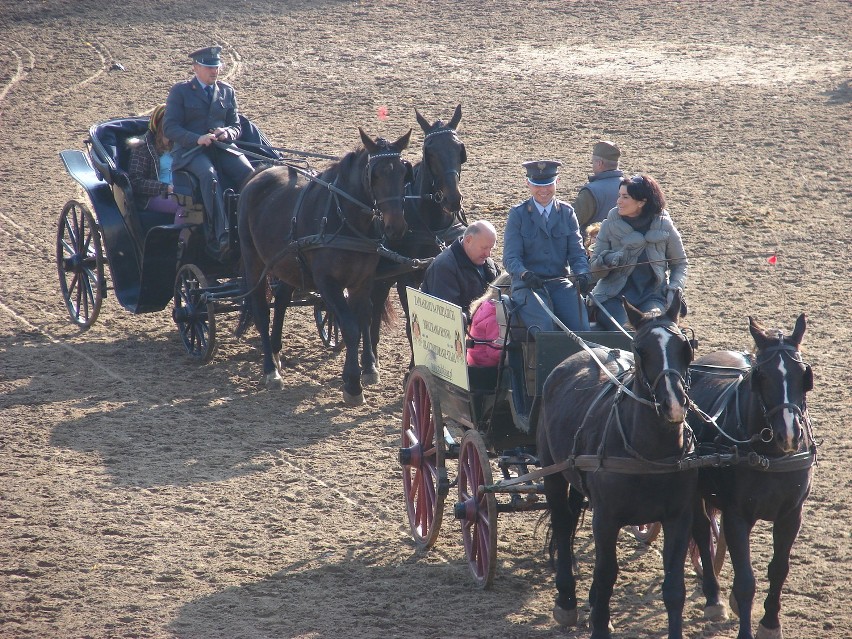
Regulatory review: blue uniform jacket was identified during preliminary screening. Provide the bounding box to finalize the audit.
[163,77,242,168]
[503,197,589,291]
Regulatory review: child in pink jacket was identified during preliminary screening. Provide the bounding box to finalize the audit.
[466,273,511,367]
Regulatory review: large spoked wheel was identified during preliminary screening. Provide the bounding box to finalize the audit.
[173,264,217,363]
[314,301,342,350]
[56,200,105,329]
[399,366,447,550]
[456,430,498,589]
[690,504,726,577]
[630,522,662,544]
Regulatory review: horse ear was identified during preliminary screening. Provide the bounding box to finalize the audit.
[803,364,814,392]
[415,109,431,134]
[459,143,467,164]
[665,288,682,322]
[448,103,462,130]
[791,312,807,346]
[623,296,643,328]
[359,127,378,154]
[748,316,767,345]
[403,160,415,185]
[393,128,412,151]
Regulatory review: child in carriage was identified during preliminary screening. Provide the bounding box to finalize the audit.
[466,272,512,367]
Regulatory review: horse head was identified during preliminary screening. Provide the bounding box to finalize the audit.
[358,127,412,241]
[625,288,694,425]
[747,313,811,454]
[415,104,465,218]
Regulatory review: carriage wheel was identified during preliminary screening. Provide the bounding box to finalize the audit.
[630,522,662,544]
[399,366,447,550]
[456,430,498,589]
[690,505,726,577]
[173,264,217,363]
[314,301,342,350]
[56,200,105,329]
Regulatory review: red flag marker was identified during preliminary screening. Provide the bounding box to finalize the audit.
[767,254,777,265]
[377,105,389,121]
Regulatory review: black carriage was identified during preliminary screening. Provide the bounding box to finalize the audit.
[398,288,725,588]
[57,114,341,360]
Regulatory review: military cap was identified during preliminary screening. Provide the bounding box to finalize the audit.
[523,160,562,186]
[189,45,223,67]
[592,140,620,162]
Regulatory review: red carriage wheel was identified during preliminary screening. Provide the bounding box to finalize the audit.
[173,263,217,363]
[630,522,662,544]
[56,200,105,329]
[455,430,498,589]
[399,366,447,550]
[690,503,726,577]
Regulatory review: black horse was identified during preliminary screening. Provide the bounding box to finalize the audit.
[538,290,696,639]
[689,314,814,639]
[369,105,467,370]
[237,128,412,404]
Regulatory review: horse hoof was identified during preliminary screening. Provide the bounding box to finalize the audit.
[552,605,578,627]
[704,603,729,621]
[756,623,782,639]
[265,371,284,390]
[343,390,365,406]
[587,608,614,633]
[362,371,380,386]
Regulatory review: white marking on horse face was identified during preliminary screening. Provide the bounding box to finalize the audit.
[652,327,677,399]
[777,357,796,445]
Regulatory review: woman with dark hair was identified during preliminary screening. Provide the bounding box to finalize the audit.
[589,173,687,331]
[127,104,182,221]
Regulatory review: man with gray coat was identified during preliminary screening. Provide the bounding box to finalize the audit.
[572,140,624,234]
[163,45,253,261]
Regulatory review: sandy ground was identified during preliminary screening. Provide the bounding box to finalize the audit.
[1,1,850,637]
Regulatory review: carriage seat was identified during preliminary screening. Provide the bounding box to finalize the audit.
[89,117,149,186]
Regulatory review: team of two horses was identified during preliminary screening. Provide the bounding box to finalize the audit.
[236,105,814,638]
[539,296,814,639]
[237,105,465,405]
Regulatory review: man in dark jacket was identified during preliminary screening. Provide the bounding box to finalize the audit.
[420,220,500,314]
[163,45,253,260]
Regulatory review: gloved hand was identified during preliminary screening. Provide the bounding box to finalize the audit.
[603,251,625,267]
[521,271,544,290]
[575,273,593,296]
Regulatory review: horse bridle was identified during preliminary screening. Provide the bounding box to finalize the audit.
[631,321,693,415]
[421,127,464,206]
[364,149,407,213]
[746,342,812,444]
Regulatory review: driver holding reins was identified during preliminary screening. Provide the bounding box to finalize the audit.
[163,45,253,261]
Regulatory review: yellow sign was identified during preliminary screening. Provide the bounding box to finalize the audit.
[406,287,469,391]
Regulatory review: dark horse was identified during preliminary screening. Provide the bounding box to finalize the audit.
[369,105,467,369]
[689,314,814,639]
[237,128,412,404]
[538,290,696,639]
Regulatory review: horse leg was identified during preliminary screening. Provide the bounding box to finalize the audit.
[368,277,394,378]
[318,282,364,405]
[724,513,757,639]
[245,270,281,389]
[543,475,582,627]
[755,510,802,639]
[397,274,417,369]
[589,513,619,639]
[692,498,727,620]
[270,281,294,374]
[660,510,692,639]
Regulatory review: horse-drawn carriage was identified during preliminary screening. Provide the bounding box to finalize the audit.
[56,113,342,360]
[398,287,815,639]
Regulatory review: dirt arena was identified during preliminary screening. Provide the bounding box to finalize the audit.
[1,1,850,637]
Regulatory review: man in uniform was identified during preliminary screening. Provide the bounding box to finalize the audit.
[420,219,500,314]
[572,140,624,235]
[503,160,592,333]
[163,45,253,260]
